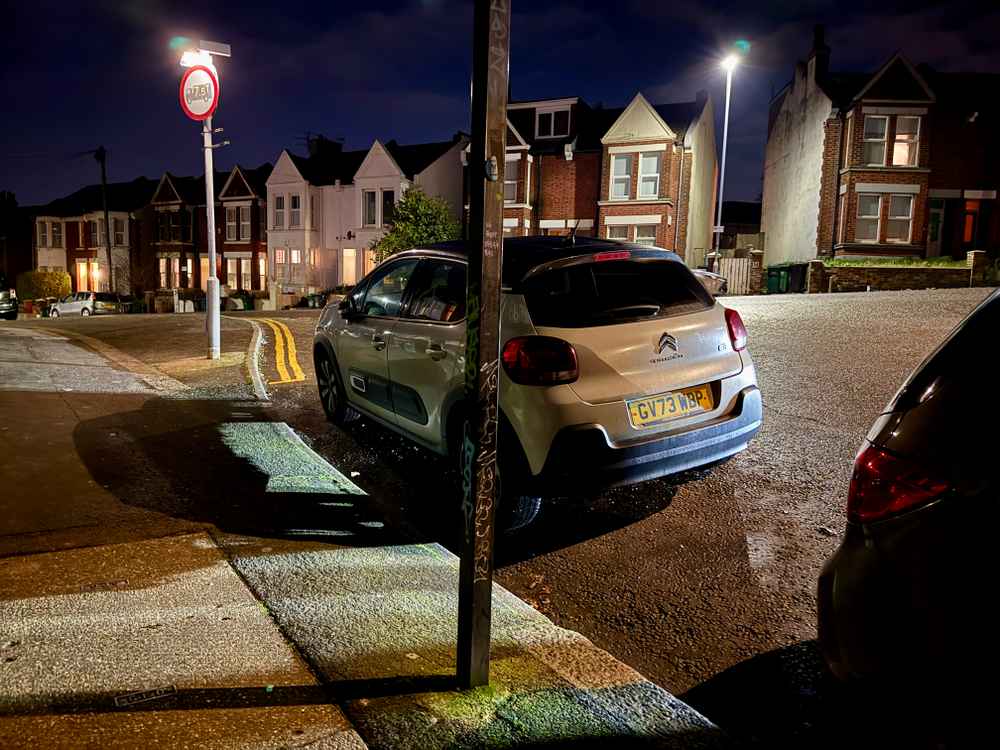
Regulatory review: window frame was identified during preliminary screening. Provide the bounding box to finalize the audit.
[38,221,48,247]
[856,193,882,244]
[226,206,238,241]
[238,206,251,240]
[290,248,302,265]
[862,115,888,166]
[113,218,124,246]
[310,195,317,230]
[273,195,285,229]
[289,194,301,228]
[88,220,98,247]
[606,225,629,240]
[362,190,377,226]
[535,107,570,139]
[634,225,657,246]
[274,248,286,265]
[610,154,632,201]
[637,152,661,199]
[891,116,920,167]
[51,221,62,248]
[381,190,396,226]
[886,194,914,244]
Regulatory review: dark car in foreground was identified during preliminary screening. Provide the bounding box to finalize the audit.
[818,288,998,742]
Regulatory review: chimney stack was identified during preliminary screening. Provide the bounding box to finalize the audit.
[808,24,831,84]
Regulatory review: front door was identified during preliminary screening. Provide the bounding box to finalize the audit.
[388,258,467,446]
[342,248,357,286]
[335,257,420,426]
[76,260,88,292]
[927,199,944,257]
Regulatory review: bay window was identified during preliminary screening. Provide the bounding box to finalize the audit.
[886,195,913,243]
[856,194,881,242]
[638,152,661,199]
[610,155,631,200]
[863,116,887,166]
[892,116,920,167]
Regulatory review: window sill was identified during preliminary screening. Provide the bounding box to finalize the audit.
[598,198,673,206]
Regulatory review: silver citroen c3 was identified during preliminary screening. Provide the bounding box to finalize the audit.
[314,236,761,528]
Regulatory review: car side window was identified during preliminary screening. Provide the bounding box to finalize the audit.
[358,259,419,318]
[405,260,467,323]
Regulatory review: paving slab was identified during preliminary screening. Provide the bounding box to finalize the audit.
[0,532,367,750]
[229,541,732,749]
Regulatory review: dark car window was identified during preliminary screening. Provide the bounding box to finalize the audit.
[95,293,117,302]
[522,259,711,328]
[357,259,419,318]
[405,260,466,323]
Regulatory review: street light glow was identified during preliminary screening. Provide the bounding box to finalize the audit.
[180,49,214,68]
[721,54,739,72]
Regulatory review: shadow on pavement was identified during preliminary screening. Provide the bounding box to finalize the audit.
[73,396,408,547]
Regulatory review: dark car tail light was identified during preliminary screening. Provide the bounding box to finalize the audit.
[501,336,579,386]
[593,250,631,262]
[847,443,950,523]
[724,307,748,351]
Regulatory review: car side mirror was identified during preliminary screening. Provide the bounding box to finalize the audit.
[339,297,358,320]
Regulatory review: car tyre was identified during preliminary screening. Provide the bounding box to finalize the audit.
[315,348,357,425]
[453,414,543,533]
[81,308,91,317]
[49,308,59,318]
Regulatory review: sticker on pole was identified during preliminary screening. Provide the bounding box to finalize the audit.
[179,65,219,121]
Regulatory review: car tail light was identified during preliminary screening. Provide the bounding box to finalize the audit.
[501,336,578,385]
[593,250,630,262]
[724,307,747,351]
[847,443,950,523]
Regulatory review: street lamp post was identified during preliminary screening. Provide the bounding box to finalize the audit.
[713,55,739,254]
[179,41,230,360]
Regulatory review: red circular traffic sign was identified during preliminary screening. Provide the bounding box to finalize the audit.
[179,65,220,121]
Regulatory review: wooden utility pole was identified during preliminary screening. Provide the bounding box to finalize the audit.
[457,0,511,689]
[94,146,115,292]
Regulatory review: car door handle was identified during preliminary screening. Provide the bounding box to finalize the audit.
[425,344,446,360]
[372,335,387,351]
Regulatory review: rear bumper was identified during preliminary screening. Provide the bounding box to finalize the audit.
[530,385,761,493]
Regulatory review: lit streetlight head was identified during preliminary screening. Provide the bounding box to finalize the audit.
[721,54,739,72]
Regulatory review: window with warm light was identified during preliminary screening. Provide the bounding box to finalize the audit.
[892,117,920,167]
[863,116,887,165]
[291,249,302,264]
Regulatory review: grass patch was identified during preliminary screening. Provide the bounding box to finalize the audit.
[823,256,968,268]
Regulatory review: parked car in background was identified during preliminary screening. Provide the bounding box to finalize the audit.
[48,291,121,317]
[818,289,998,743]
[692,269,728,296]
[0,273,17,320]
[314,236,762,529]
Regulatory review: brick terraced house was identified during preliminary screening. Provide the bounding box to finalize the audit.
[495,92,718,268]
[138,163,272,293]
[763,26,1000,266]
[32,178,156,294]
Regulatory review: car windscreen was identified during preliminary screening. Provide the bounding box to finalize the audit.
[521,259,712,328]
[95,293,118,302]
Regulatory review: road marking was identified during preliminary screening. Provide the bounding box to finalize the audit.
[259,318,305,385]
[272,318,306,382]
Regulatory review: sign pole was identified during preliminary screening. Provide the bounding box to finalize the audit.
[457,0,511,690]
[203,115,220,360]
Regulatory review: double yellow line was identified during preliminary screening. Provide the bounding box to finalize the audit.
[259,318,305,385]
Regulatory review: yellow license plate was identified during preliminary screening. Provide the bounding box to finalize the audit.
[627,385,713,429]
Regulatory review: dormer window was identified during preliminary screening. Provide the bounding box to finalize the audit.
[536,107,570,139]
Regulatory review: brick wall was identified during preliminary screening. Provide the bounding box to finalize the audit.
[599,139,674,202]
[806,251,989,293]
[816,117,843,255]
[598,202,674,248]
[538,153,599,222]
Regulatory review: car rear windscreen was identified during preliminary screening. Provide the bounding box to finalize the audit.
[522,259,712,328]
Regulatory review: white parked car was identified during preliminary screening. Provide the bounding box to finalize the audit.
[313,237,762,528]
[49,292,120,317]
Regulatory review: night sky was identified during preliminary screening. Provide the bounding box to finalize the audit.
[3,1,997,208]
